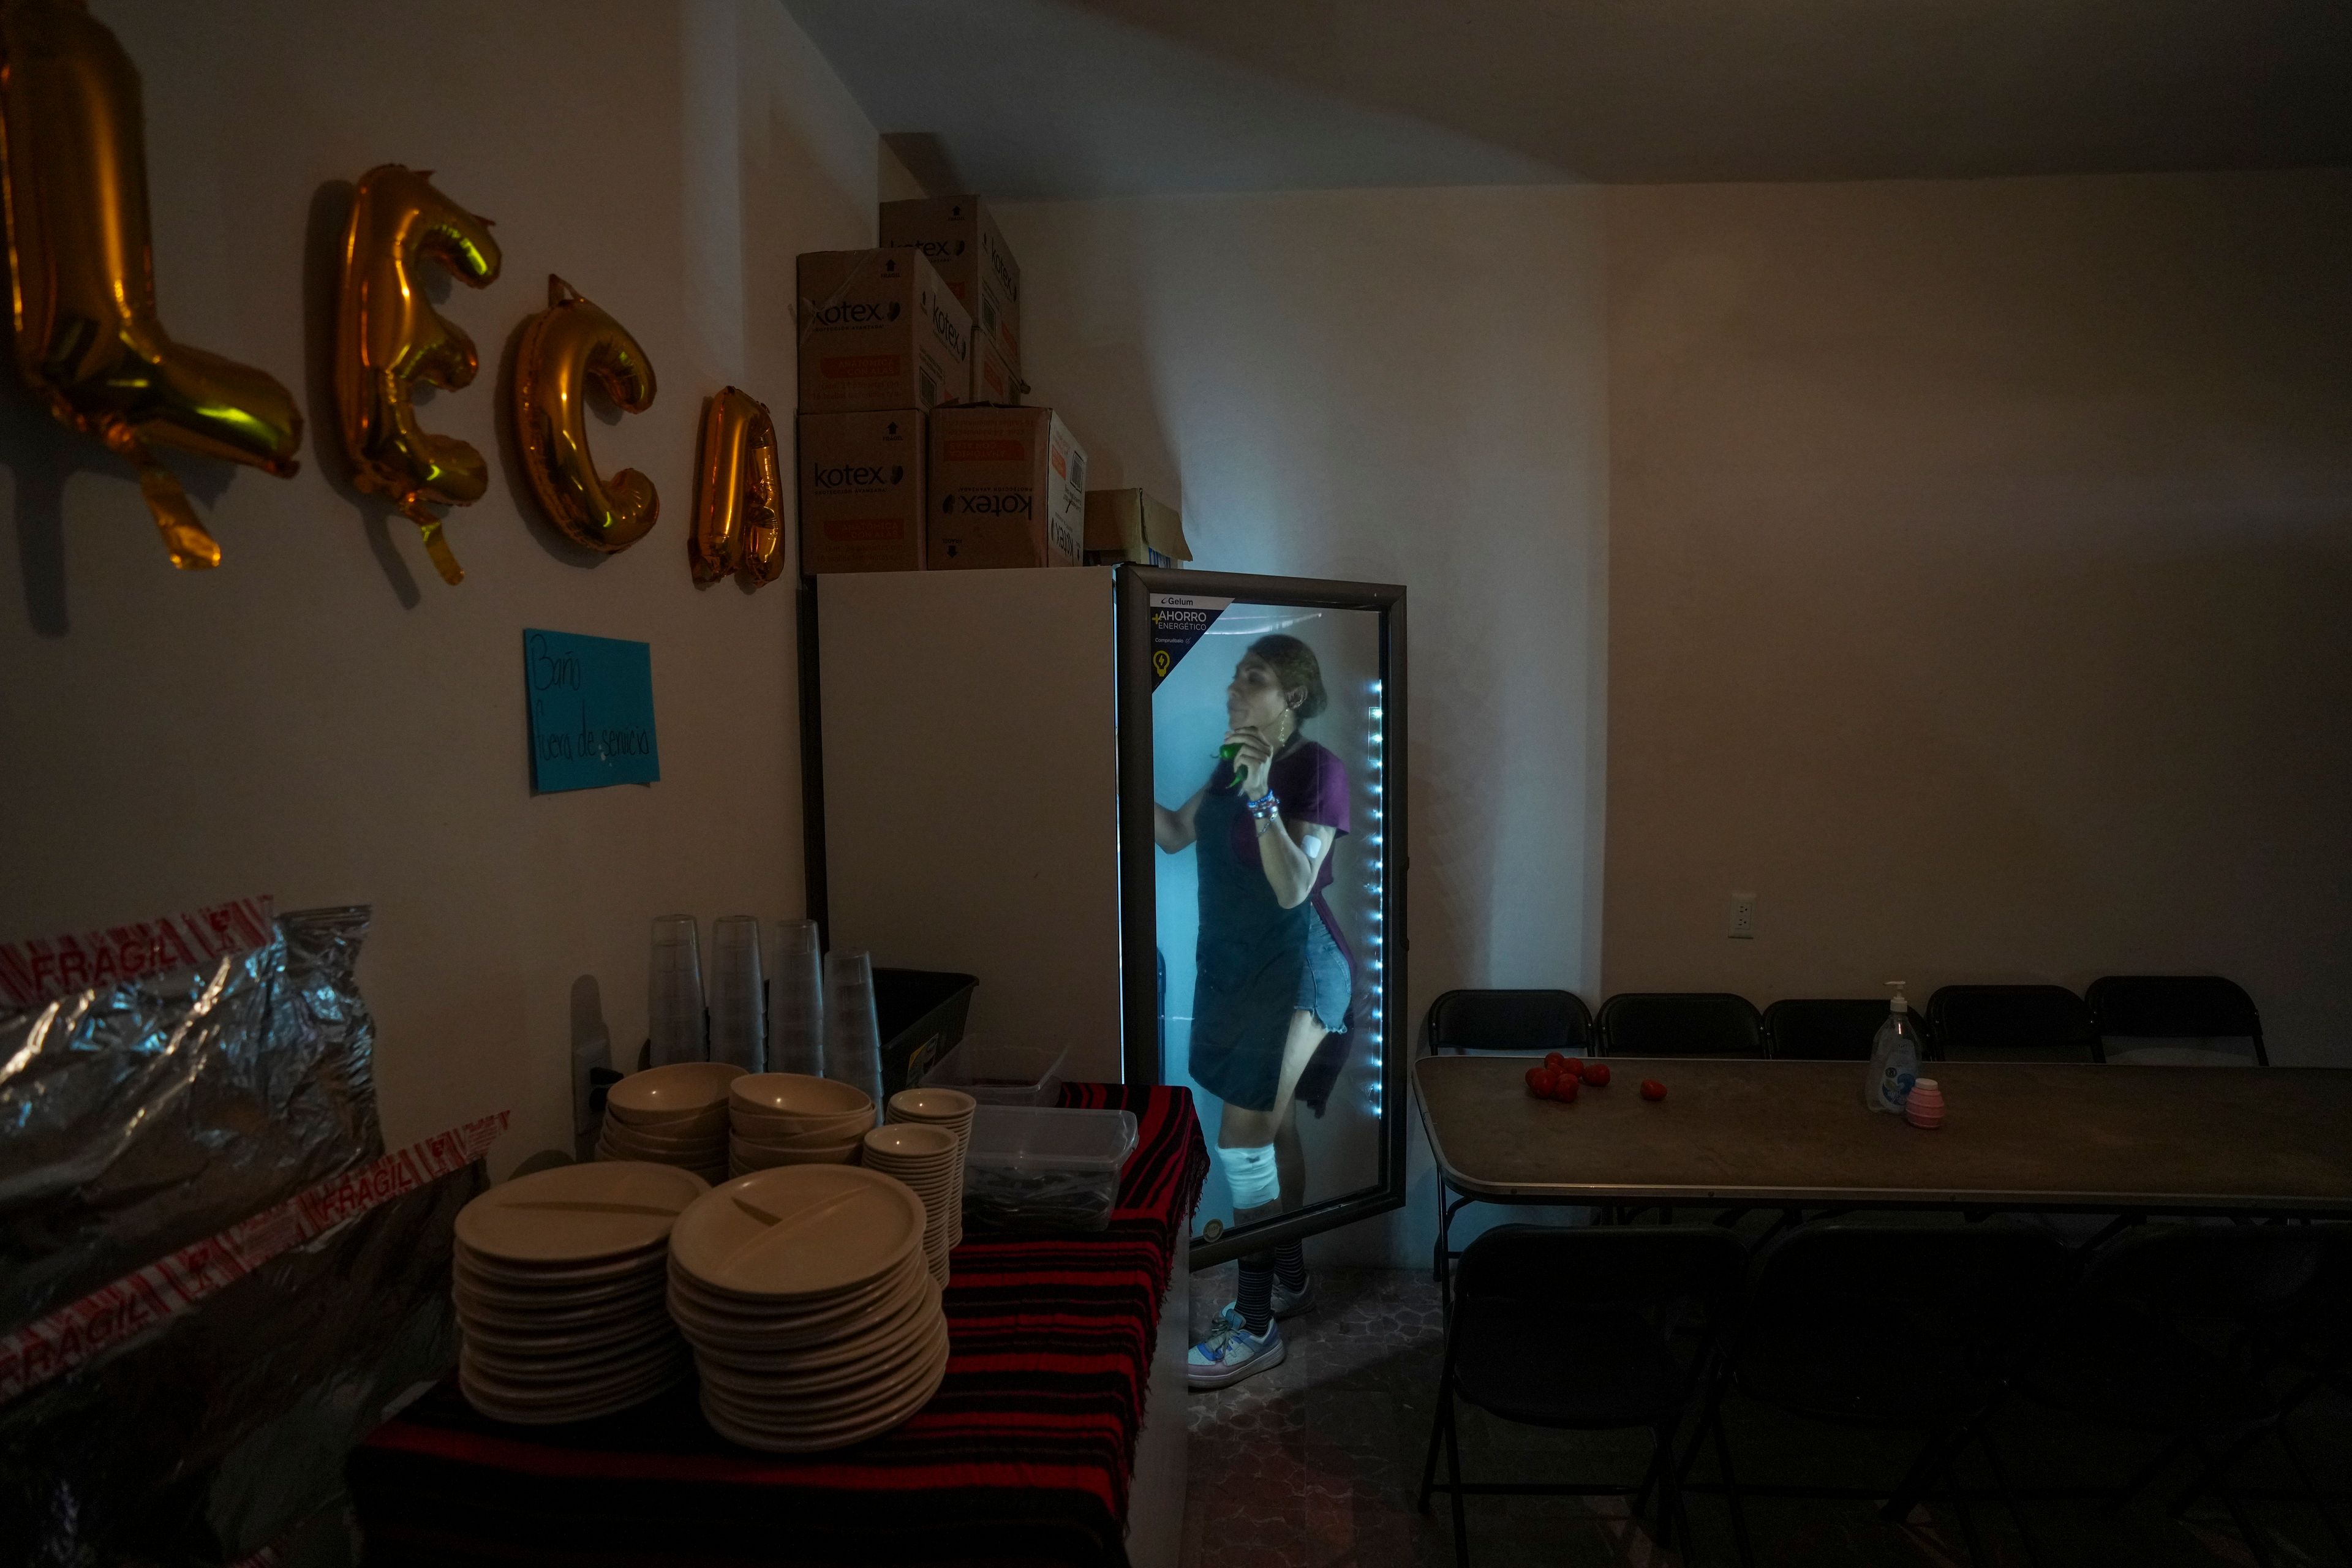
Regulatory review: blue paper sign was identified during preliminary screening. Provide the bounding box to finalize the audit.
[524,629,660,793]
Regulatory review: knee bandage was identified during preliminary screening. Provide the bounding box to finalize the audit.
[1217,1143,1281,1209]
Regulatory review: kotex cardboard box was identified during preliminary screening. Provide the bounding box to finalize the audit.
[1083,488,1191,567]
[879,196,1020,369]
[796,249,970,414]
[971,334,1023,406]
[798,410,926,573]
[927,405,1087,570]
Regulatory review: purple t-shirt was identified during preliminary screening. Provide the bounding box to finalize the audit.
[1223,739,1352,958]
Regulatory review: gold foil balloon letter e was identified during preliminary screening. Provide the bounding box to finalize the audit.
[512,275,658,554]
[0,0,303,570]
[691,386,782,589]
[334,165,502,586]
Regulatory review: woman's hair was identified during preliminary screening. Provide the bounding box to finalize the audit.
[1248,634,1327,731]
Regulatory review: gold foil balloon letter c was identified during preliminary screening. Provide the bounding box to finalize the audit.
[334,165,502,586]
[692,387,783,589]
[513,275,658,553]
[0,0,303,570]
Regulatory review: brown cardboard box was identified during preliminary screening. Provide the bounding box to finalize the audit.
[880,197,1020,371]
[971,334,1023,406]
[929,405,1087,570]
[796,249,970,414]
[1083,488,1191,567]
[798,410,926,573]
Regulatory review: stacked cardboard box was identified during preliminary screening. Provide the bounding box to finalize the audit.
[929,406,1087,570]
[801,204,1095,575]
[1084,488,1190,568]
[795,249,967,574]
[880,197,1020,398]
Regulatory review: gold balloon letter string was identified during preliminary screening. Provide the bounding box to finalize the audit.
[512,274,658,554]
[0,0,302,570]
[334,165,501,586]
[692,386,783,589]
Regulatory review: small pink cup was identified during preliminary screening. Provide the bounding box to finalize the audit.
[1905,1078,1946,1129]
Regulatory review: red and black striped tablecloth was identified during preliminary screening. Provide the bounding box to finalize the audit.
[348,1083,1207,1568]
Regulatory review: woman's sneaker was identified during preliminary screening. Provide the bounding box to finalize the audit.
[1213,1275,1317,1333]
[1187,1316,1284,1390]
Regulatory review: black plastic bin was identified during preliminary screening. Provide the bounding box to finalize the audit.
[874,968,979,1098]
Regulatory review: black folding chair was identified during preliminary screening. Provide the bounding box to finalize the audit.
[1763,997,1922,1060]
[1698,1220,2073,1567]
[2023,1225,2340,1568]
[1595,993,1762,1224]
[1421,990,1593,1295]
[1419,1224,1749,1568]
[1597,992,1763,1058]
[2086,974,2267,1067]
[1925,984,2100,1062]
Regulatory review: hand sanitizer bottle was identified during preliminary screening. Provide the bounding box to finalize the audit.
[1865,981,1921,1113]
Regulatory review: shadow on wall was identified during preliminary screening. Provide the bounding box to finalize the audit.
[0,361,233,642]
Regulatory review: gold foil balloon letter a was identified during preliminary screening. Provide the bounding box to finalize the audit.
[0,0,302,570]
[692,387,783,589]
[334,165,501,586]
[513,275,658,554]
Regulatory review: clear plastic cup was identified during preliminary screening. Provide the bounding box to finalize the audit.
[822,948,884,1118]
[707,916,765,1074]
[647,915,704,1067]
[771,918,824,1077]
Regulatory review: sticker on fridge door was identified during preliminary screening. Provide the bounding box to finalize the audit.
[1148,594,1231,688]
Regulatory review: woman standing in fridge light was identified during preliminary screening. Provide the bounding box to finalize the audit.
[1155,635,1352,1390]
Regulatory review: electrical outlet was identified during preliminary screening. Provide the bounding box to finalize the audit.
[1728,893,1758,940]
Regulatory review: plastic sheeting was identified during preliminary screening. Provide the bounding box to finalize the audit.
[0,906,473,1567]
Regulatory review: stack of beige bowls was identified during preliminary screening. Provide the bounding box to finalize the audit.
[861,1123,961,1284]
[728,1072,874,1175]
[886,1087,978,1264]
[598,1061,744,1183]
[452,1161,704,1422]
[668,1164,950,1452]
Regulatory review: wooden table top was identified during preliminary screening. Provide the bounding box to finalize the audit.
[1412,1055,2352,1213]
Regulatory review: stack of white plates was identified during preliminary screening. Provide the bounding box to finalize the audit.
[668,1164,950,1452]
[598,1061,744,1183]
[861,1123,961,1284]
[453,1161,705,1423]
[886,1087,977,1257]
[728,1072,874,1176]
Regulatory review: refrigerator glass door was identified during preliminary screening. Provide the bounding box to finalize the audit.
[1133,573,1401,1263]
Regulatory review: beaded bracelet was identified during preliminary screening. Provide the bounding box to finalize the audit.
[1246,791,1282,822]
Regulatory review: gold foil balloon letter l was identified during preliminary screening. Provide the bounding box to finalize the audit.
[334,165,502,586]
[512,275,658,554]
[0,0,303,570]
[692,386,783,589]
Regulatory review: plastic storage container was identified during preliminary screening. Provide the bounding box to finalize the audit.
[873,968,979,1098]
[922,1037,1069,1107]
[962,1104,1138,1232]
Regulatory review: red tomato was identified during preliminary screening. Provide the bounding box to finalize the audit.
[1640,1079,1667,1102]
[1551,1074,1580,1103]
[1525,1066,1551,1096]
[1543,1051,1570,1074]
[1582,1062,1611,1088]
[1561,1057,1586,1080]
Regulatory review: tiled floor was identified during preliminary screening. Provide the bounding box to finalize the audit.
[1178,1266,2350,1568]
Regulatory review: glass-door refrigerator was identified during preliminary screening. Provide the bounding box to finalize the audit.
[809,565,1405,1265]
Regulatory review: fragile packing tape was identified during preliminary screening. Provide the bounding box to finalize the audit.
[0,1109,511,1405]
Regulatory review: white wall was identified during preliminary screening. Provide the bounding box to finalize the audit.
[1604,172,2352,1065]
[0,0,878,1172]
[997,187,1612,1262]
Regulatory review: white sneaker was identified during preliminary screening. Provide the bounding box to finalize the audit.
[1187,1316,1285,1390]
